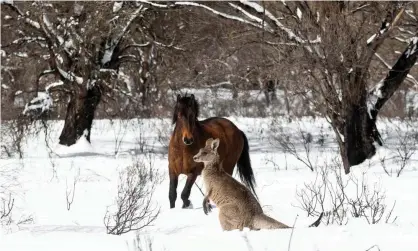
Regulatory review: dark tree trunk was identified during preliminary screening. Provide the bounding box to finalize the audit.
[59,85,102,146]
[342,37,418,174]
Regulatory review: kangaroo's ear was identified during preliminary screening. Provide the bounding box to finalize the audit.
[211,138,220,152]
[177,94,181,102]
[205,138,214,146]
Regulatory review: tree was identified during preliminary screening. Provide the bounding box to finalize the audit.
[139,0,418,174]
[1,1,161,145]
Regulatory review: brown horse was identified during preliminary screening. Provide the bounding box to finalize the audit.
[168,93,257,209]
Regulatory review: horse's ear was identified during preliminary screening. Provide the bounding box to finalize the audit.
[211,138,220,152]
[177,94,181,102]
[191,94,194,99]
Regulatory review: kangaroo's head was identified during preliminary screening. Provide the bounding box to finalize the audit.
[193,138,220,164]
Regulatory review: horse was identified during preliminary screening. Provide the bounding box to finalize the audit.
[168,93,257,209]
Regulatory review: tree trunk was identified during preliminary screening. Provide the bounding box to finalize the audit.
[59,85,101,146]
[342,37,418,173]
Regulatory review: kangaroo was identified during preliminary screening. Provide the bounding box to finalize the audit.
[193,138,324,231]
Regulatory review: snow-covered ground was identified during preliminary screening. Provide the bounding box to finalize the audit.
[1,117,418,251]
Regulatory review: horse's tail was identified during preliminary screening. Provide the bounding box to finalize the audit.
[237,131,258,199]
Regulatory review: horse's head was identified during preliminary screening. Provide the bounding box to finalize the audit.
[193,138,220,164]
[172,93,199,145]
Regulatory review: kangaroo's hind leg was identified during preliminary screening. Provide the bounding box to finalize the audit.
[218,205,245,231]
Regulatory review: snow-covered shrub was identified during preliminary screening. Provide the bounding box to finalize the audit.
[378,118,418,177]
[104,155,162,235]
[295,158,397,225]
[0,163,34,232]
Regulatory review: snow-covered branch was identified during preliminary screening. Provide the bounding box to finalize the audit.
[374,52,418,86]
[41,13,64,46]
[175,1,268,31]
[368,35,418,119]
[2,2,41,30]
[22,92,53,116]
[57,67,83,84]
[366,7,405,49]
[153,41,185,51]
[239,0,309,43]
[102,5,147,66]
[228,3,274,33]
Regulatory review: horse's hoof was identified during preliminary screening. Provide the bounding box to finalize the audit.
[182,201,193,209]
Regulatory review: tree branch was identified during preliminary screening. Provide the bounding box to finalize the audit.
[369,36,418,120]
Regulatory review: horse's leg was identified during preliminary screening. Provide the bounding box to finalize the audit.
[169,170,178,209]
[181,172,197,208]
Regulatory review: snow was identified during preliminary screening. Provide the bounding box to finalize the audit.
[296,8,302,19]
[367,80,385,118]
[45,80,64,92]
[367,34,376,45]
[1,116,418,250]
[174,1,269,32]
[101,48,113,65]
[22,91,53,115]
[54,130,96,157]
[25,18,40,29]
[405,37,418,58]
[406,91,418,111]
[57,67,83,84]
[239,0,309,44]
[14,52,28,58]
[64,39,74,50]
[113,1,123,13]
[229,3,272,32]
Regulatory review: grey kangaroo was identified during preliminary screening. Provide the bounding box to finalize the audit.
[193,138,324,231]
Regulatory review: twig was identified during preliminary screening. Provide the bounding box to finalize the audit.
[194,182,205,197]
[287,214,298,251]
[365,245,381,251]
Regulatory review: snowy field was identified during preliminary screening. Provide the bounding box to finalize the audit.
[1,117,418,251]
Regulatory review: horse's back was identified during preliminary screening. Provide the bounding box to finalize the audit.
[200,117,241,134]
[200,117,244,170]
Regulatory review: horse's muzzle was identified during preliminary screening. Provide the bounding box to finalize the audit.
[183,137,194,145]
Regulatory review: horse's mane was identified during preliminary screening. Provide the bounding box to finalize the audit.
[172,94,200,125]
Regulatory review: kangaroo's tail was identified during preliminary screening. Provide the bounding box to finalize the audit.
[252,214,291,230]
